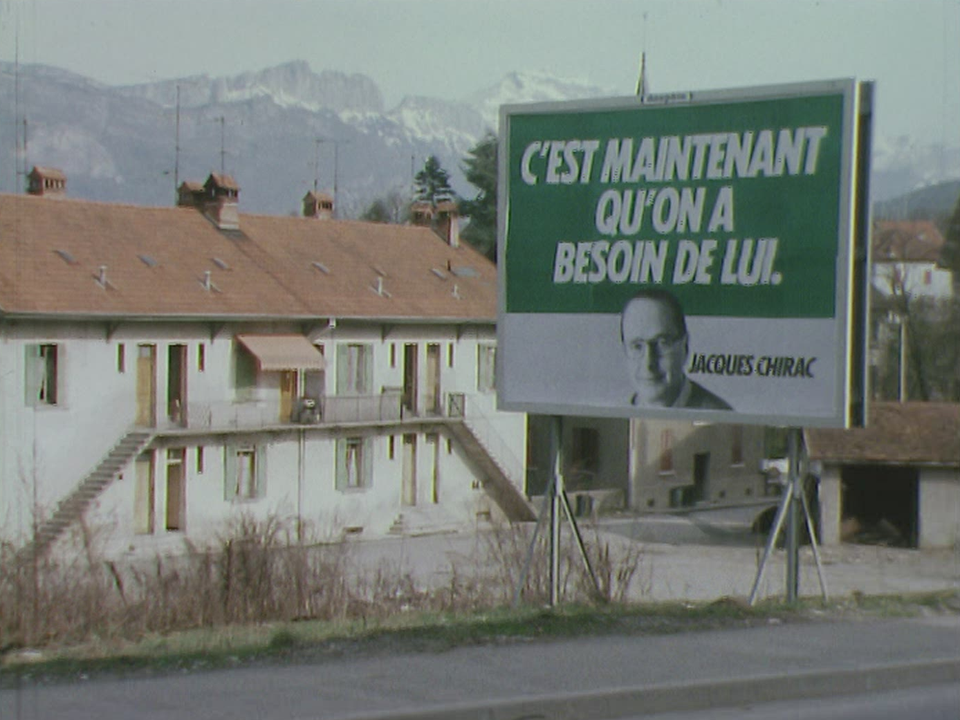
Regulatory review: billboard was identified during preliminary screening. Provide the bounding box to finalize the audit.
[497,79,872,427]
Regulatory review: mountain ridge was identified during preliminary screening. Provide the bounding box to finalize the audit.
[0,60,957,217]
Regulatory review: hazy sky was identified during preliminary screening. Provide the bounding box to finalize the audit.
[1,0,958,146]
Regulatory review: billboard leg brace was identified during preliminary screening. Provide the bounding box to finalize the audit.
[749,427,828,606]
[514,416,602,607]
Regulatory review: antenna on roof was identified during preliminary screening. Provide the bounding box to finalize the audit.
[636,12,649,101]
[218,115,226,176]
[13,20,25,193]
[174,85,181,203]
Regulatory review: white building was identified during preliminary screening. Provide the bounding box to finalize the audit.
[0,170,531,559]
[871,220,954,300]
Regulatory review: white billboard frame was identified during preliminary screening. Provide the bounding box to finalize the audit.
[497,79,872,428]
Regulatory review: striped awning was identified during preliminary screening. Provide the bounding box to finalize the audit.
[236,334,326,372]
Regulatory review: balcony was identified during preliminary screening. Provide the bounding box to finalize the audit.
[157,392,404,434]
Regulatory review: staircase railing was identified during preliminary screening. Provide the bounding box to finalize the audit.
[177,392,403,431]
[19,427,153,559]
[448,393,525,493]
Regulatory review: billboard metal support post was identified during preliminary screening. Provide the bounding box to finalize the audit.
[514,415,602,607]
[785,429,801,602]
[749,427,828,606]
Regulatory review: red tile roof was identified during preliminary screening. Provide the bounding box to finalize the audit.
[805,402,960,466]
[873,220,945,263]
[0,193,496,322]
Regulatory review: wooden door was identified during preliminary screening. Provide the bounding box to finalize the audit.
[402,344,418,415]
[167,344,187,426]
[136,345,157,427]
[165,448,185,531]
[426,344,441,414]
[133,452,155,534]
[401,434,417,506]
[426,433,440,504]
[280,371,298,422]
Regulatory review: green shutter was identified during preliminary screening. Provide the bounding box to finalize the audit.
[363,437,374,488]
[336,345,349,393]
[255,444,267,498]
[24,345,41,405]
[224,442,238,500]
[361,346,373,394]
[335,437,346,490]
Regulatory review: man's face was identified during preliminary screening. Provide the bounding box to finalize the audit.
[622,298,688,406]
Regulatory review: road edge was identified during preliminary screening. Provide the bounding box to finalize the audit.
[342,657,960,720]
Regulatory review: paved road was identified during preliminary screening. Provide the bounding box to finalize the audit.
[3,616,958,720]
[625,683,960,720]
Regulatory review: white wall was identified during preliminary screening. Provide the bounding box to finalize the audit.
[918,467,960,549]
[1,318,527,554]
[872,262,954,299]
[818,467,843,546]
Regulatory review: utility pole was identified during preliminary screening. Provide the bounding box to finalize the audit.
[317,138,347,218]
[174,85,181,202]
[218,115,226,176]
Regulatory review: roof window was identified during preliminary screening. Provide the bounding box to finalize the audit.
[54,249,77,265]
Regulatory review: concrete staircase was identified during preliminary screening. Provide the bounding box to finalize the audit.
[17,429,154,561]
[388,506,462,536]
[445,421,536,523]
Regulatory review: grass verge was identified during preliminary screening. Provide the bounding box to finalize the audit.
[3,590,956,686]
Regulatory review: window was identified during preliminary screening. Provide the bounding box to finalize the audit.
[25,344,60,406]
[336,437,372,490]
[388,435,396,460]
[447,343,454,367]
[117,344,126,373]
[196,446,205,474]
[234,345,257,392]
[198,343,206,372]
[224,443,266,500]
[659,429,674,474]
[337,343,372,394]
[165,448,186,531]
[570,427,600,478]
[477,344,496,392]
[390,343,397,368]
[731,425,744,466]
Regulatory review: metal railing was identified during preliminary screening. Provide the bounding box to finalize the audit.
[458,396,525,489]
[174,393,403,432]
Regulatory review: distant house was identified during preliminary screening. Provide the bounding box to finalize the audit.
[806,402,960,549]
[0,169,531,560]
[526,415,768,515]
[872,220,953,300]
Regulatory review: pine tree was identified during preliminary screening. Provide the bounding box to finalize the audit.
[942,190,960,272]
[414,155,454,205]
[460,132,498,261]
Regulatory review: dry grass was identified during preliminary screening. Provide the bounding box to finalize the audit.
[0,513,646,654]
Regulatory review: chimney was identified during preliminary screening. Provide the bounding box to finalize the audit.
[27,166,67,197]
[177,180,205,208]
[410,201,434,227]
[302,191,334,220]
[202,173,240,230]
[434,199,460,248]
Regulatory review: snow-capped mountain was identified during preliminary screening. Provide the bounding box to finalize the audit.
[468,70,614,130]
[116,60,385,115]
[871,134,960,201]
[0,60,955,216]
